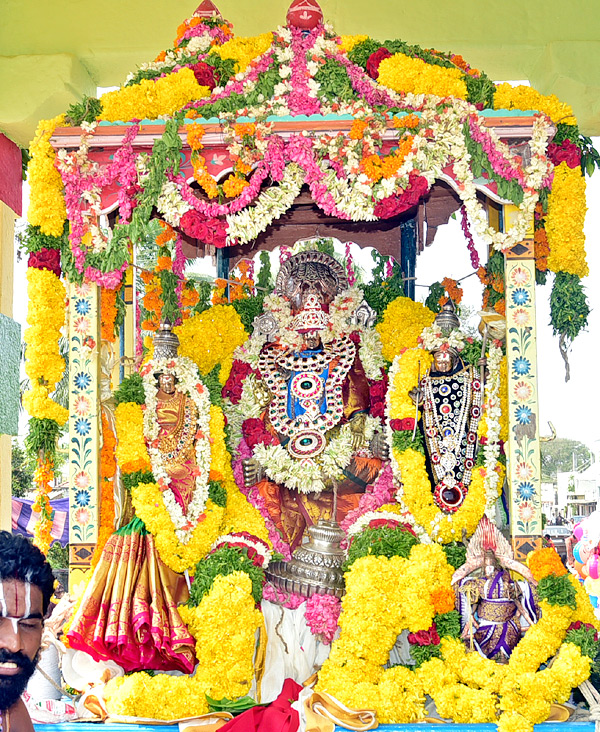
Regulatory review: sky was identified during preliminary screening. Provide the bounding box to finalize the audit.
[12,143,600,452]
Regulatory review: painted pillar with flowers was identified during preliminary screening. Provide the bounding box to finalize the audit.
[503,204,542,559]
[68,282,101,586]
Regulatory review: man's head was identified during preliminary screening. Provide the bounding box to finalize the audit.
[0,532,54,711]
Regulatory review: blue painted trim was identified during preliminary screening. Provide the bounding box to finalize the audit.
[96,109,537,128]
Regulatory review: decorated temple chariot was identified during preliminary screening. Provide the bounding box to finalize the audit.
[19,0,600,729]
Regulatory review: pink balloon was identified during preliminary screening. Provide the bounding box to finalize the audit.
[574,524,584,541]
[589,555,600,580]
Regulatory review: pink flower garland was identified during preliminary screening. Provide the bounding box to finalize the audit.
[262,582,305,609]
[232,439,292,560]
[288,25,321,116]
[467,115,526,187]
[304,593,341,645]
[460,206,481,269]
[58,124,140,289]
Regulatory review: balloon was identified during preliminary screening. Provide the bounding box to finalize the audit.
[588,554,600,580]
[573,542,584,564]
[574,524,584,541]
[580,544,593,564]
[574,560,585,578]
[586,577,600,594]
[582,563,590,578]
[591,595,599,609]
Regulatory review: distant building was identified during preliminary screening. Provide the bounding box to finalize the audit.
[556,439,600,521]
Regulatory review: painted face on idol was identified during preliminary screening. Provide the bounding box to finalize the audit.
[0,580,44,711]
[433,349,453,373]
[158,373,176,394]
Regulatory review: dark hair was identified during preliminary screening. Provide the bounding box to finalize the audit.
[0,532,55,614]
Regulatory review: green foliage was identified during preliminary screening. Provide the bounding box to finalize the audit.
[362,256,405,323]
[442,542,467,570]
[460,338,484,367]
[206,694,262,714]
[425,282,445,313]
[314,59,356,102]
[158,258,181,324]
[348,39,383,68]
[392,428,424,455]
[550,272,590,342]
[11,441,34,497]
[231,294,266,333]
[465,73,496,107]
[18,223,67,254]
[114,373,146,405]
[463,125,524,206]
[204,53,237,87]
[537,573,577,609]
[202,364,224,408]
[46,542,69,569]
[188,545,265,607]
[435,610,461,639]
[565,625,600,659]
[345,526,419,569]
[410,643,442,667]
[256,251,273,292]
[122,470,155,492]
[208,480,227,508]
[193,67,280,119]
[65,96,103,126]
[25,418,61,461]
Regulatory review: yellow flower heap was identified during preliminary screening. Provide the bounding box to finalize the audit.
[317,531,597,731]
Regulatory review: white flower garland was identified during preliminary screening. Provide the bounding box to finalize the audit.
[481,342,503,516]
[141,355,212,543]
[253,415,382,494]
[211,533,273,567]
[419,324,466,352]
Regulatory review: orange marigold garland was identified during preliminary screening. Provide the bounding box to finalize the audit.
[91,412,117,569]
[32,458,55,555]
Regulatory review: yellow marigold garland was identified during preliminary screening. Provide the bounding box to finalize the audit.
[493,83,577,126]
[27,114,67,237]
[175,304,248,379]
[91,412,117,570]
[99,68,210,122]
[378,54,467,99]
[376,297,435,362]
[546,162,589,277]
[338,35,369,53]
[114,402,152,473]
[318,546,595,730]
[23,268,68,426]
[104,673,209,720]
[179,572,264,700]
[213,33,274,73]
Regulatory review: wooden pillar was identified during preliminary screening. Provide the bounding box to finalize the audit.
[68,281,100,587]
[400,217,417,300]
[503,204,542,560]
[0,202,15,531]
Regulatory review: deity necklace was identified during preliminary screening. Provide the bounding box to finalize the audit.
[422,365,482,513]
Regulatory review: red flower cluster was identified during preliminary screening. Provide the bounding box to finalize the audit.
[179,209,228,247]
[28,247,61,277]
[408,623,440,646]
[368,374,388,419]
[242,418,278,449]
[222,359,256,404]
[569,620,599,641]
[547,139,581,169]
[373,174,429,219]
[390,417,416,431]
[191,62,217,90]
[366,47,392,79]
